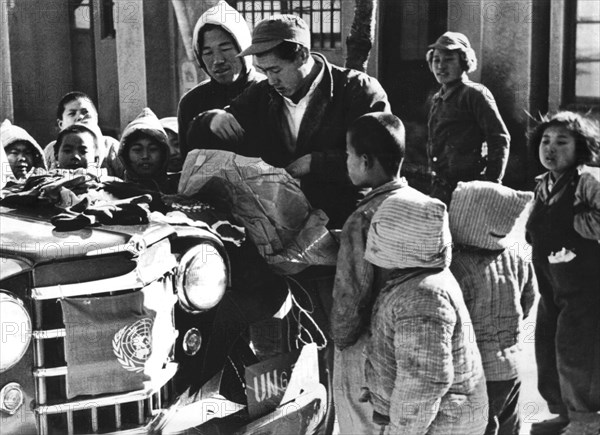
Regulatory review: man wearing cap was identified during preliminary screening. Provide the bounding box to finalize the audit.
[178,1,264,159]
[191,14,390,229]
[426,31,510,205]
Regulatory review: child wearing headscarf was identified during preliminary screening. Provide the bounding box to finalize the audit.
[1,119,46,179]
[118,108,177,194]
[449,181,537,435]
[364,188,487,434]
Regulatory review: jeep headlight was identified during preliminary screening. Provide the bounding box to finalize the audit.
[0,292,32,373]
[176,243,227,314]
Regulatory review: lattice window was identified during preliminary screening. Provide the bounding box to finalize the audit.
[567,0,600,104]
[234,1,342,50]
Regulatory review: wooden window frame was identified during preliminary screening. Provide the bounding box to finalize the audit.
[233,1,342,50]
[563,0,600,109]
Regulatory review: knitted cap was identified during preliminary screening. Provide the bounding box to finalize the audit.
[365,187,452,269]
[449,181,533,250]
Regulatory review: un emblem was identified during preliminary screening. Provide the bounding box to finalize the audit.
[112,318,154,373]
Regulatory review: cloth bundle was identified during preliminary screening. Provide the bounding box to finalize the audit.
[51,194,152,231]
[178,149,338,274]
[0,169,102,206]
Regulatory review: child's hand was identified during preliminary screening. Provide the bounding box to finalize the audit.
[548,247,576,264]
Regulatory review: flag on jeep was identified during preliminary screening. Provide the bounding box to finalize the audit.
[60,291,156,398]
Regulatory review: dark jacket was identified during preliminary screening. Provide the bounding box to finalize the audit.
[428,80,510,187]
[178,2,264,159]
[194,54,390,228]
[179,69,264,158]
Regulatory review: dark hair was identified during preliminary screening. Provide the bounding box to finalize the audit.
[258,41,305,62]
[348,112,406,177]
[528,111,600,167]
[55,91,97,121]
[54,124,99,160]
[426,48,478,74]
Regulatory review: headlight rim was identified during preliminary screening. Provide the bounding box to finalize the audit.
[175,242,228,314]
[0,291,32,373]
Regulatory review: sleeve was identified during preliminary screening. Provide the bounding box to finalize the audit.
[388,292,456,434]
[573,172,600,240]
[310,74,390,181]
[227,82,262,133]
[330,212,375,349]
[518,256,538,319]
[471,86,510,183]
[177,95,193,159]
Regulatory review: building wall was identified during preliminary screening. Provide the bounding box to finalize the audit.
[6,1,73,147]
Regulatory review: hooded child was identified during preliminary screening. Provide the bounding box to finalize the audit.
[178,0,264,158]
[1,119,46,179]
[449,180,538,435]
[118,108,177,194]
[364,188,487,435]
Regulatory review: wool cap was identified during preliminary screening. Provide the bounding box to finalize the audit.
[238,14,310,57]
[365,186,452,269]
[449,181,533,250]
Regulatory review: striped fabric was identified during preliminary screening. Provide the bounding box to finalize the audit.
[450,181,533,250]
[365,186,452,269]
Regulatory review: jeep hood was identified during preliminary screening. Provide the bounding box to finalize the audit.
[0,205,175,267]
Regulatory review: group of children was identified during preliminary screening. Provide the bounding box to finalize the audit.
[330,32,600,435]
[1,92,182,194]
[333,108,599,435]
[1,28,599,435]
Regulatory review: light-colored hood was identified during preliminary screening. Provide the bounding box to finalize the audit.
[449,181,533,250]
[365,187,452,269]
[192,1,253,75]
[118,108,169,177]
[1,119,46,171]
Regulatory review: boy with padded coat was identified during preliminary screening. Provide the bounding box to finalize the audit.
[364,188,487,434]
[449,181,538,435]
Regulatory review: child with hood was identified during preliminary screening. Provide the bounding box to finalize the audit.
[118,108,176,194]
[178,0,264,158]
[1,119,46,179]
[449,181,537,435]
[364,188,487,435]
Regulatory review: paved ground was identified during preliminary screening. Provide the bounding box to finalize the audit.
[518,300,554,434]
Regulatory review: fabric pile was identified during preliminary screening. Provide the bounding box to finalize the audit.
[178,149,338,274]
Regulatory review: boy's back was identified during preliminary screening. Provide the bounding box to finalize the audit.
[448,180,537,435]
[450,247,536,380]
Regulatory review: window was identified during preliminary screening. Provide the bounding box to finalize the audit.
[234,1,342,50]
[566,0,600,105]
[70,0,91,30]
